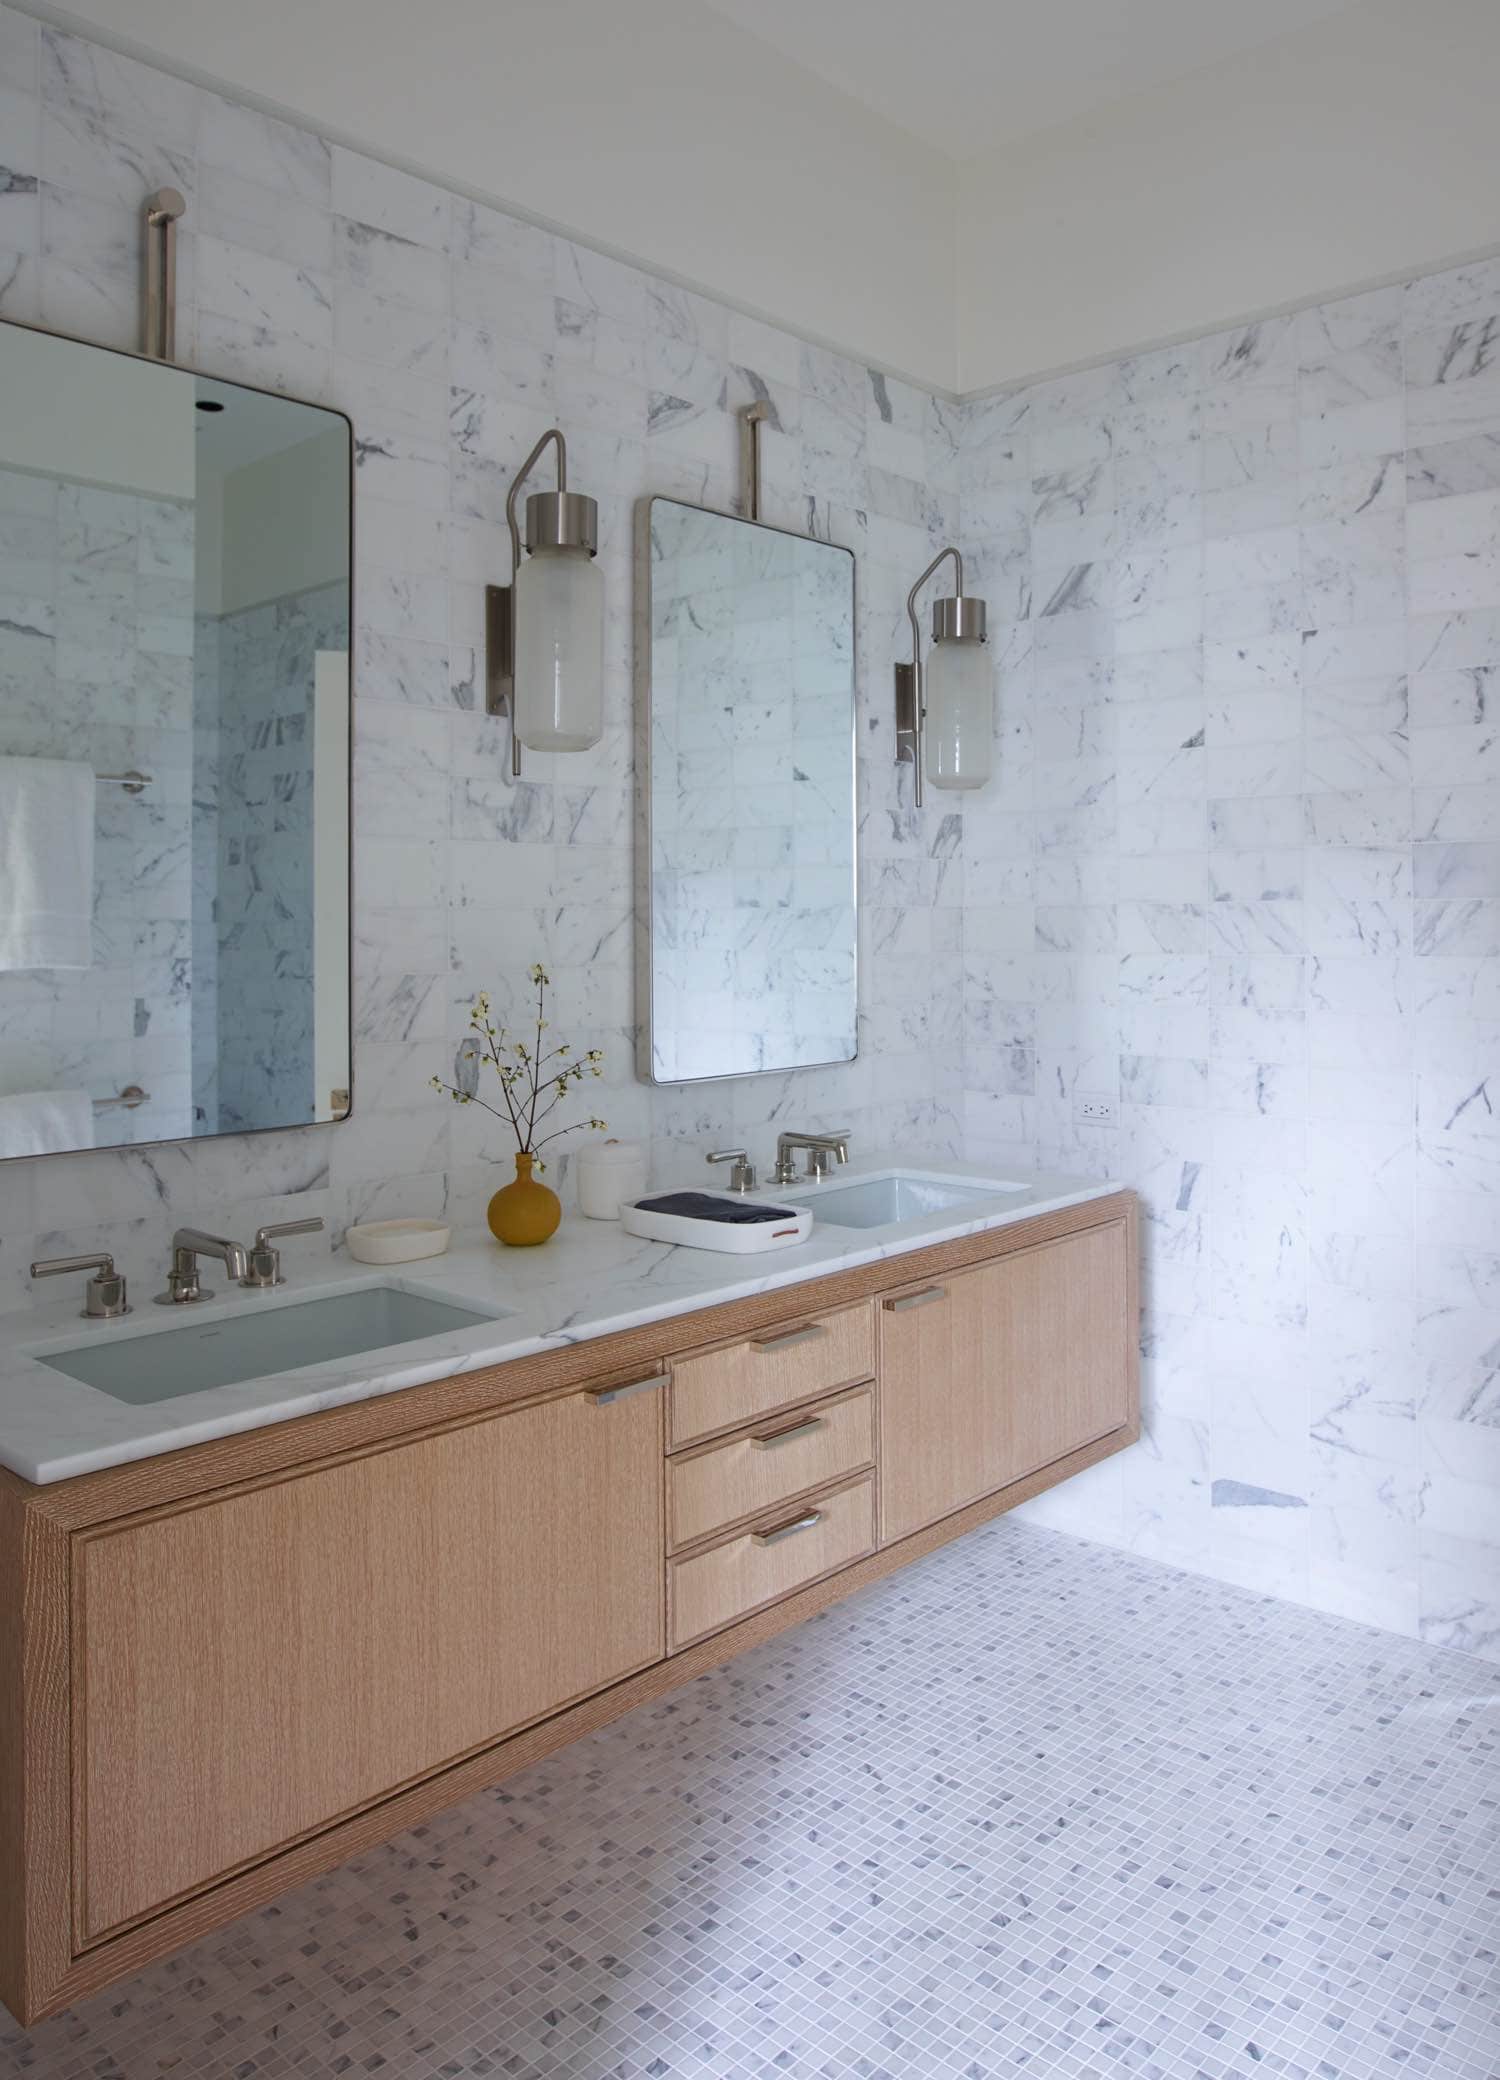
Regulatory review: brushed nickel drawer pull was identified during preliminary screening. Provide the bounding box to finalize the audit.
[586,1375,662,1406]
[752,1509,823,1547]
[750,1415,825,1450]
[750,1323,827,1353]
[883,1286,948,1312]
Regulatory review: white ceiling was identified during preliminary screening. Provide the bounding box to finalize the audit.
[699,0,1356,159]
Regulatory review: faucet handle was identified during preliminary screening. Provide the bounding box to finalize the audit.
[243,1217,324,1289]
[31,1252,130,1320]
[706,1149,756,1194]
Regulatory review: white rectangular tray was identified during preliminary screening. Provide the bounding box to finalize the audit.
[621,1195,813,1254]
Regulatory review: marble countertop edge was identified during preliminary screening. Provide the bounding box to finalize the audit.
[0,1162,1121,1485]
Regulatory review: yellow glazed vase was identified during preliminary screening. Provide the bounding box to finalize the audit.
[487,1151,561,1247]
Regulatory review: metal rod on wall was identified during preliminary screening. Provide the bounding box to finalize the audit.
[142,187,186,362]
[740,401,769,522]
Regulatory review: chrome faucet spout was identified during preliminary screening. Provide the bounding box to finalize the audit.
[156,1228,251,1305]
[773,1130,852,1187]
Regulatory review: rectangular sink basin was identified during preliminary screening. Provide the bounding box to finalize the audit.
[789,1169,1026,1230]
[29,1282,509,1406]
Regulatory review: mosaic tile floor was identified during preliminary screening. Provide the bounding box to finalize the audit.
[3,1520,1497,2080]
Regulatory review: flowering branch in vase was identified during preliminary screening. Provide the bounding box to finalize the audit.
[431,966,605,1174]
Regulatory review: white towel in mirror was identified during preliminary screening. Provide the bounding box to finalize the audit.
[0,1088,93,1157]
[0,756,95,970]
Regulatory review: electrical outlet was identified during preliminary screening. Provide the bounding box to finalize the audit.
[1074,1095,1118,1127]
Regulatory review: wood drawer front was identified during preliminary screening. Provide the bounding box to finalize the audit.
[74,1382,665,1942]
[669,1386,874,1552]
[668,1475,875,1651]
[669,1302,874,1448]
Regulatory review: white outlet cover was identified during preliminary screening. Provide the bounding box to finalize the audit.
[1074,1096,1118,1126]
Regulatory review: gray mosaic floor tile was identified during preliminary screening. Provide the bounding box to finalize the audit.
[1,1521,1496,2079]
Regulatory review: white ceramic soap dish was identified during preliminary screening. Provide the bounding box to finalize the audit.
[345,1218,451,1265]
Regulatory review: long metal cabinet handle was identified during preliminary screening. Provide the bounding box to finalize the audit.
[751,1509,822,1547]
[750,1415,825,1450]
[883,1286,948,1312]
[585,1376,662,1406]
[750,1324,827,1353]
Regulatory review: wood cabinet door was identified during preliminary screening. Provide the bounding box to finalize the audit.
[878,1220,1131,1545]
[74,1381,664,1942]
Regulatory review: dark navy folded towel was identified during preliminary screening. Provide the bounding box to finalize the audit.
[632,1193,801,1225]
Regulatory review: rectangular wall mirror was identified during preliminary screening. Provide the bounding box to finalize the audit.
[637,498,857,1085]
[0,319,352,1160]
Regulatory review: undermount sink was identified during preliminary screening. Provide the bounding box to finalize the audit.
[787,1167,1027,1230]
[27,1280,510,1406]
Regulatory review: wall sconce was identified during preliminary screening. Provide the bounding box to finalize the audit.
[485,427,603,775]
[894,546,992,805]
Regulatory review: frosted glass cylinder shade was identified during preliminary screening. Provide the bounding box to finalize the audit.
[514,544,604,752]
[924,636,992,791]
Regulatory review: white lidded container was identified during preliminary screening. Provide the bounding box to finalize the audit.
[575,1139,648,1220]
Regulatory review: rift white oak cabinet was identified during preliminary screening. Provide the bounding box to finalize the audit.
[0,1191,1136,2025]
[879,1221,1132,1545]
[76,1384,665,1940]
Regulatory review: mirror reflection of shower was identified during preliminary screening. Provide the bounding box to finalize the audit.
[0,322,352,1161]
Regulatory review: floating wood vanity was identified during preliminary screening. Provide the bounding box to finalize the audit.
[0,1191,1137,2024]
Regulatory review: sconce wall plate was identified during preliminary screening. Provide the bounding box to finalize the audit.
[484,582,520,776]
[894,661,920,778]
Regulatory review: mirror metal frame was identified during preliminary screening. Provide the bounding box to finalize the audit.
[0,314,357,1160]
[633,494,859,1088]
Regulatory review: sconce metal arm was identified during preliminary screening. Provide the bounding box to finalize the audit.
[505,427,568,580]
[905,545,964,670]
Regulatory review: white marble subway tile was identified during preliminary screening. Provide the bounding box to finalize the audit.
[1406,314,1500,445]
[441,198,552,286]
[1414,898,1500,957]
[38,182,159,350]
[1419,1526,1500,1658]
[1408,430,1500,506]
[336,215,447,315]
[1404,254,1500,330]
[334,283,447,378]
[330,149,448,249]
[38,93,194,205]
[1299,393,1405,473]
[40,24,196,148]
[198,88,330,200]
[195,161,331,274]
[197,233,331,350]
[1414,782,1500,844]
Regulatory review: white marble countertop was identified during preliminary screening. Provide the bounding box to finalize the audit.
[0,1157,1120,1485]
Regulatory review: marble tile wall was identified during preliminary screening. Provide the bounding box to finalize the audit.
[956,281,1500,1661]
[0,7,963,1304]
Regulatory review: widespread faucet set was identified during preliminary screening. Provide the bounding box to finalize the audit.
[31,1219,324,1319]
[705,1129,852,1197]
